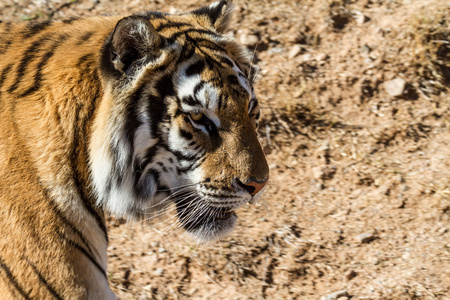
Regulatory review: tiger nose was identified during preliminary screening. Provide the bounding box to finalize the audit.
[237,177,269,196]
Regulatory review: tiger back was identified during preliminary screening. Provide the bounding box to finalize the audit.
[0,1,269,298]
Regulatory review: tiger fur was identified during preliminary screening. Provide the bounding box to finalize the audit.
[0,0,269,298]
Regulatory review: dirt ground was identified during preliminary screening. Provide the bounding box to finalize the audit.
[1,0,449,299]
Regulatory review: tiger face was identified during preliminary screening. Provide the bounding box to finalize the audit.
[90,0,269,241]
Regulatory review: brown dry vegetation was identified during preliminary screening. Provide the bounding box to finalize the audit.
[1,0,449,299]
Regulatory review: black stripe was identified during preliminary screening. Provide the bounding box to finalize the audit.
[27,260,63,300]
[219,56,234,68]
[156,21,192,32]
[181,95,199,106]
[218,94,225,111]
[61,233,107,278]
[227,75,239,86]
[75,53,97,87]
[0,23,12,54]
[76,53,95,69]
[125,84,145,164]
[20,34,69,98]
[8,36,48,94]
[155,74,175,99]
[0,256,31,300]
[172,149,198,162]
[76,31,94,45]
[148,94,168,136]
[195,38,227,53]
[193,81,205,97]
[0,63,13,99]
[62,16,80,24]
[180,153,206,173]
[179,128,193,140]
[0,39,12,55]
[169,28,220,41]
[23,20,52,39]
[185,60,206,77]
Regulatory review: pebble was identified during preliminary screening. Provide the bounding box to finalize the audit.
[385,78,406,97]
[288,44,303,59]
[154,268,164,276]
[301,53,313,62]
[158,247,166,253]
[356,232,376,243]
[268,47,284,54]
[321,290,348,300]
[344,270,357,281]
[316,53,329,62]
[239,33,259,48]
[352,10,368,24]
[143,284,153,292]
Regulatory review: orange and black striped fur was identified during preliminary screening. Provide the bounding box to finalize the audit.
[0,1,269,298]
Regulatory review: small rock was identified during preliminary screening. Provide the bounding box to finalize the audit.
[267,47,284,54]
[301,53,313,62]
[385,78,406,97]
[316,53,329,62]
[169,7,181,14]
[352,10,368,24]
[288,44,303,59]
[239,33,259,48]
[321,290,348,300]
[360,44,372,55]
[356,232,376,243]
[344,270,357,281]
[269,163,279,169]
[143,284,153,292]
[154,268,164,276]
[150,242,159,248]
[158,247,166,253]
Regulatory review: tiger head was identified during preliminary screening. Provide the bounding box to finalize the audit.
[90,0,269,241]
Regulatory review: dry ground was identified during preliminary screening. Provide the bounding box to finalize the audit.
[1,0,449,299]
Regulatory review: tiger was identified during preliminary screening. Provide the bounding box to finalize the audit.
[0,0,269,298]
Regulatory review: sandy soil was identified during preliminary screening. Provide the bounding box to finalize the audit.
[1,0,449,299]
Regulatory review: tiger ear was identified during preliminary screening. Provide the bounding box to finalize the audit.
[191,0,233,33]
[108,16,166,74]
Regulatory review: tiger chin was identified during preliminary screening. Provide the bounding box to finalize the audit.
[0,0,268,298]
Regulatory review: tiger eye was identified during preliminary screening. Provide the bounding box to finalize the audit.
[190,112,203,122]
